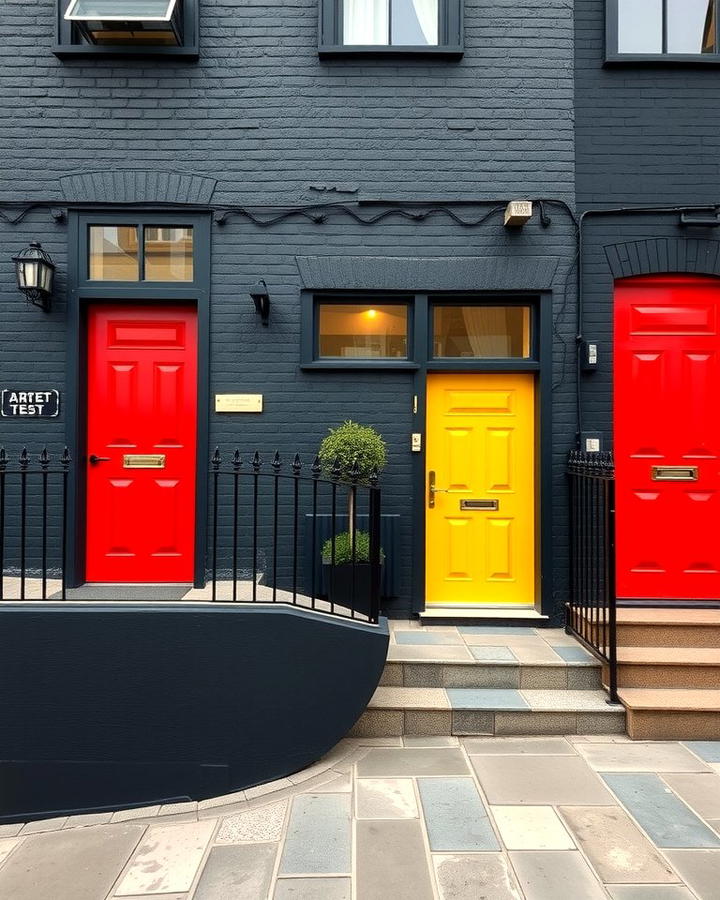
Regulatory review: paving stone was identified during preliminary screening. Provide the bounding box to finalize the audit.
[684,741,720,763]
[216,800,287,843]
[0,839,20,867]
[510,644,566,663]
[20,816,68,834]
[470,646,517,661]
[433,853,523,900]
[311,773,353,793]
[461,634,545,647]
[451,711,495,735]
[278,794,351,875]
[0,824,22,838]
[560,806,679,883]
[356,819,434,900]
[273,877,351,899]
[521,690,613,711]
[111,805,162,823]
[550,645,596,662]
[577,742,712,773]
[447,689,528,710]
[567,667,603,690]
[245,778,295,801]
[471,756,615,805]
[458,626,537,636]
[492,806,575,850]
[396,632,465,645]
[357,748,470,777]
[63,812,114,828]
[607,887,696,900]
[602,774,720,849]
[509,850,608,900]
[116,895,187,899]
[380,664,404,686]
[115,820,216,895]
[193,843,276,900]
[0,823,145,900]
[418,778,499,852]
[662,773,720,819]
[464,737,576,755]
[403,663,444,687]
[356,778,418,819]
[576,712,627,735]
[404,710,453,735]
[387,645,474,662]
[370,686,450,708]
[664,850,720,899]
[495,712,578,736]
[403,736,459,747]
[443,664,520,689]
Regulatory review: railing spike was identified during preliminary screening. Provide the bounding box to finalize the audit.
[19,448,29,470]
[39,447,50,469]
[232,449,242,470]
[272,450,282,473]
[350,457,361,483]
[61,447,71,468]
[0,448,7,471]
[211,447,221,469]
[311,455,321,478]
[292,453,302,475]
[252,450,262,471]
[369,466,379,487]
[331,455,342,480]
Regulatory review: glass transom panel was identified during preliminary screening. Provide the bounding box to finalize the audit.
[343,0,439,46]
[89,224,193,282]
[433,306,531,359]
[318,303,408,358]
[66,0,176,20]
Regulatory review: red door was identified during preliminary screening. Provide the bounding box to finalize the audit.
[86,305,198,582]
[615,275,720,600]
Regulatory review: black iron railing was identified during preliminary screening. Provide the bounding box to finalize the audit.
[0,447,70,601]
[210,449,382,623]
[566,450,618,703]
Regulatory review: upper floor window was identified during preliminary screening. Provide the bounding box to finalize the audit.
[54,0,199,59]
[607,0,720,61]
[319,0,463,56]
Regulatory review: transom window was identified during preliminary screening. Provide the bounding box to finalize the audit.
[89,225,194,282]
[608,0,719,60]
[432,305,531,359]
[319,0,463,56]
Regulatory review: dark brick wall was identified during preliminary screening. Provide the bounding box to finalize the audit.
[575,0,720,450]
[0,1,577,616]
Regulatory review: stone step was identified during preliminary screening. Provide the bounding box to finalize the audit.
[616,608,720,649]
[602,646,720,690]
[350,687,625,738]
[619,688,720,741]
[381,658,602,691]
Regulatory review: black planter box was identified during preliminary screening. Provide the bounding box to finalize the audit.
[323,562,378,617]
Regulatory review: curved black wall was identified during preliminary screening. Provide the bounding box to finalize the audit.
[0,603,389,823]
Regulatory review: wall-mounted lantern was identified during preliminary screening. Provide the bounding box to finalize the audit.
[12,242,55,312]
[64,0,183,47]
[250,280,270,326]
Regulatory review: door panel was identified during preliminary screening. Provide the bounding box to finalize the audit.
[615,276,720,599]
[86,305,198,582]
[425,373,535,606]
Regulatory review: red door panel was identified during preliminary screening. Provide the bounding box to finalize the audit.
[86,305,198,582]
[615,276,720,599]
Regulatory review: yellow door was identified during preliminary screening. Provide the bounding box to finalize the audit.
[425,373,535,606]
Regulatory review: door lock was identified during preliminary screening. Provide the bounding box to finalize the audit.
[428,471,450,508]
[89,454,111,465]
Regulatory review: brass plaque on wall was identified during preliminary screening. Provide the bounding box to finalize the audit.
[651,466,698,482]
[123,454,166,469]
[215,394,263,413]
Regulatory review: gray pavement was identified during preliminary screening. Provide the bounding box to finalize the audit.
[1,736,719,899]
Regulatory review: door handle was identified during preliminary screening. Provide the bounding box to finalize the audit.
[428,470,450,508]
[89,454,111,465]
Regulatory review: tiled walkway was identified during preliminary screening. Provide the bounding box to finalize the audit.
[2,737,720,899]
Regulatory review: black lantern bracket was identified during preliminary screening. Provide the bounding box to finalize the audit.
[250,280,270,326]
[12,242,55,312]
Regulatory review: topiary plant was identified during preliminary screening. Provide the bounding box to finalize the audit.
[318,421,387,544]
[322,531,385,565]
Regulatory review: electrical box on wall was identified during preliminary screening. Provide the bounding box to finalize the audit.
[580,340,599,372]
[581,432,603,453]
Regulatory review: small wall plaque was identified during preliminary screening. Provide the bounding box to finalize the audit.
[1,389,60,418]
[215,394,263,413]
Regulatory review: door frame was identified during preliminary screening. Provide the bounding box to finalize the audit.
[65,210,212,589]
[409,291,553,616]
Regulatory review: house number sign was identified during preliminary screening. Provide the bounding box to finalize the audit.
[1,389,60,418]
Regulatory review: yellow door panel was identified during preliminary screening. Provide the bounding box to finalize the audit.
[425,373,535,606]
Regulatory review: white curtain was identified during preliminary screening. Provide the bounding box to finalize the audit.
[411,0,438,45]
[344,0,389,45]
[461,307,512,357]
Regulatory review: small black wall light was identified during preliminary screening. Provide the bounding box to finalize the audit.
[250,280,270,326]
[13,242,55,312]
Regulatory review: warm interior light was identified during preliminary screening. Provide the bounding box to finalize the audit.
[366,309,378,319]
